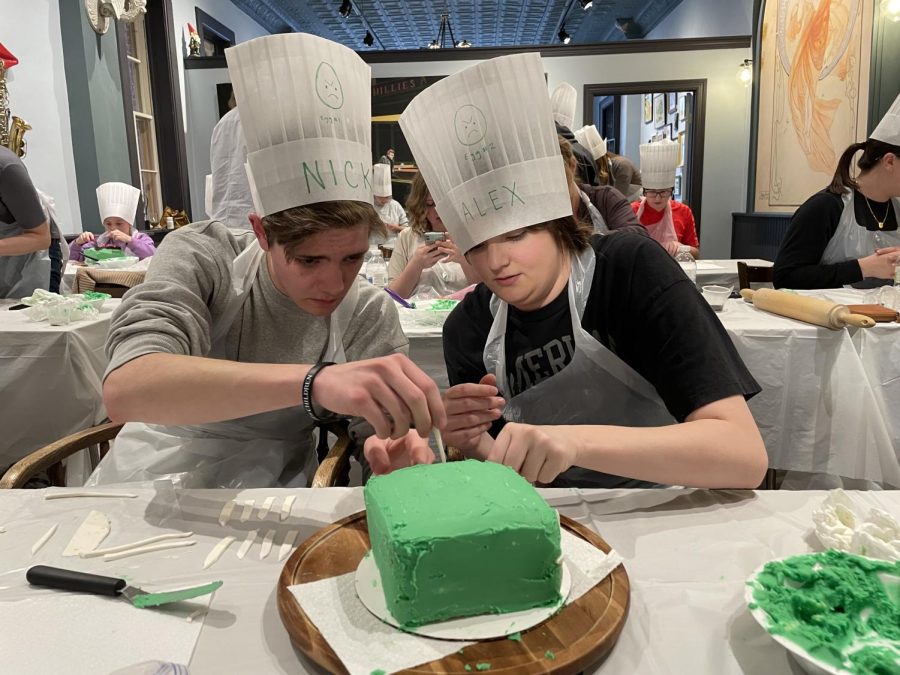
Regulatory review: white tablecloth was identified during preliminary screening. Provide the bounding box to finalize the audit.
[696,258,773,289]
[0,485,894,674]
[720,290,900,486]
[398,308,447,390]
[0,300,119,468]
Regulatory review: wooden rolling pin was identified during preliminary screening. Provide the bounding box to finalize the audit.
[740,288,876,330]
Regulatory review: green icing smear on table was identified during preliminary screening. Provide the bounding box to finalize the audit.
[544,650,556,661]
[475,664,491,671]
[507,631,522,642]
[749,550,900,674]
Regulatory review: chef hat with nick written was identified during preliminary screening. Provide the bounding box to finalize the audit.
[870,91,900,147]
[399,53,572,254]
[573,125,608,161]
[639,140,679,190]
[550,82,577,129]
[225,33,372,217]
[372,163,392,197]
[96,182,140,227]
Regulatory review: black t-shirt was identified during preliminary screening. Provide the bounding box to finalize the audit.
[443,231,760,486]
[773,189,899,289]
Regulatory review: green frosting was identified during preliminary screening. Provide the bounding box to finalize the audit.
[475,664,491,671]
[748,550,900,674]
[364,460,562,628]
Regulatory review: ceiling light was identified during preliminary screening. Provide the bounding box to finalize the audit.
[428,39,440,49]
[363,31,374,47]
[339,0,352,18]
[737,59,753,85]
[883,0,900,21]
[558,27,571,44]
[455,39,471,48]
[579,0,593,8]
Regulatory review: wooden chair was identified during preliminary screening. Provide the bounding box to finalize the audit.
[0,422,123,489]
[737,261,774,291]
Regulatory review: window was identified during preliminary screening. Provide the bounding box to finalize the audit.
[123,14,163,225]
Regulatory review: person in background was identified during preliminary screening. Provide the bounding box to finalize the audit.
[386,172,479,299]
[631,141,699,258]
[399,53,766,490]
[550,82,598,186]
[559,137,642,234]
[209,106,255,230]
[87,33,443,489]
[774,92,900,289]
[0,145,50,298]
[370,163,407,248]
[378,148,395,174]
[573,124,643,201]
[36,188,67,293]
[70,183,155,262]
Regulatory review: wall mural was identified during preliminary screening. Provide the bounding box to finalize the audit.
[754,0,873,213]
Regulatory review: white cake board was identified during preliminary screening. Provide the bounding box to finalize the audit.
[355,551,572,641]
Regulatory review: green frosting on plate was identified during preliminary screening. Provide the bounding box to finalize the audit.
[364,460,562,628]
[749,550,900,674]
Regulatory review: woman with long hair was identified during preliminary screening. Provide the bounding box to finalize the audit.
[386,172,479,298]
[774,93,900,289]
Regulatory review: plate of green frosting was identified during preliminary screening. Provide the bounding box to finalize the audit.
[745,550,900,675]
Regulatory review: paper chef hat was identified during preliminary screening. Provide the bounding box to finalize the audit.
[573,125,608,161]
[870,91,900,147]
[399,53,572,254]
[639,140,678,189]
[550,82,577,129]
[372,163,392,197]
[96,182,140,226]
[225,34,372,217]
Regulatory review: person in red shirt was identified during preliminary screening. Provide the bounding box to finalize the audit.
[632,140,700,258]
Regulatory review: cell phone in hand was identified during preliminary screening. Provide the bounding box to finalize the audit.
[424,232,447,244]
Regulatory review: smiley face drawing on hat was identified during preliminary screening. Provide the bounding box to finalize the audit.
[315,61,344,109]
[454,104,487,146]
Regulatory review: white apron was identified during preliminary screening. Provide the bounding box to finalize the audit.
[636,198,678,245]
[88,240,358,489]
[820,191,900,265]
[0,218,50,299]
[484,247,675,488]
[577,188,609,234]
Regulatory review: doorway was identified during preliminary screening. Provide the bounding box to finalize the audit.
[583,79,707,232]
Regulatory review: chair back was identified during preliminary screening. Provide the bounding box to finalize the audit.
[737,262,774,291]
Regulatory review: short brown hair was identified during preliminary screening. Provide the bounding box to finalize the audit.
[405,173,433,236]
[526,214,593,255]
[261,200,385,259]
[828,138,900,194]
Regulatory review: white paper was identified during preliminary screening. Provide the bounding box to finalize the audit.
[289,529,622,674]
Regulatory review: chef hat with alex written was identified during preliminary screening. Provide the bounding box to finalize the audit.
[550,82,577,129]
[96,182,141,227]
[639,140,679,189]
[573,125,608,161]
[372,163,392,197]
[870,91,900,147]
[225,33,372,217]
[399,53,571,254]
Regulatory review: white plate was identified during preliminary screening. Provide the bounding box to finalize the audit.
[355,551,571,640]
[745,558,900,675]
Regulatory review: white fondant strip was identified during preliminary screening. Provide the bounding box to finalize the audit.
[218,500,236,527]
[31,524,58,555]
[203,536,236,570]
[45,492,137,500]
[237,530,257,560]
[103,540,196,561]
[257,496,276,520]
[80,531,194,558]
[260,530,276,560]
[239,500,255,523]
[62,510,111,557]
[279,530,299,562]
[280,496,296,521]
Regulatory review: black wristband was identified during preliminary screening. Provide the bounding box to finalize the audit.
[302,362,340,423]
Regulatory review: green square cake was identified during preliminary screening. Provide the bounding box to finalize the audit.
[364,460,562,627]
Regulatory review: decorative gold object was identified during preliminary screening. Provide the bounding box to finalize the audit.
[160,206,189,229]
[0,60,30,158]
